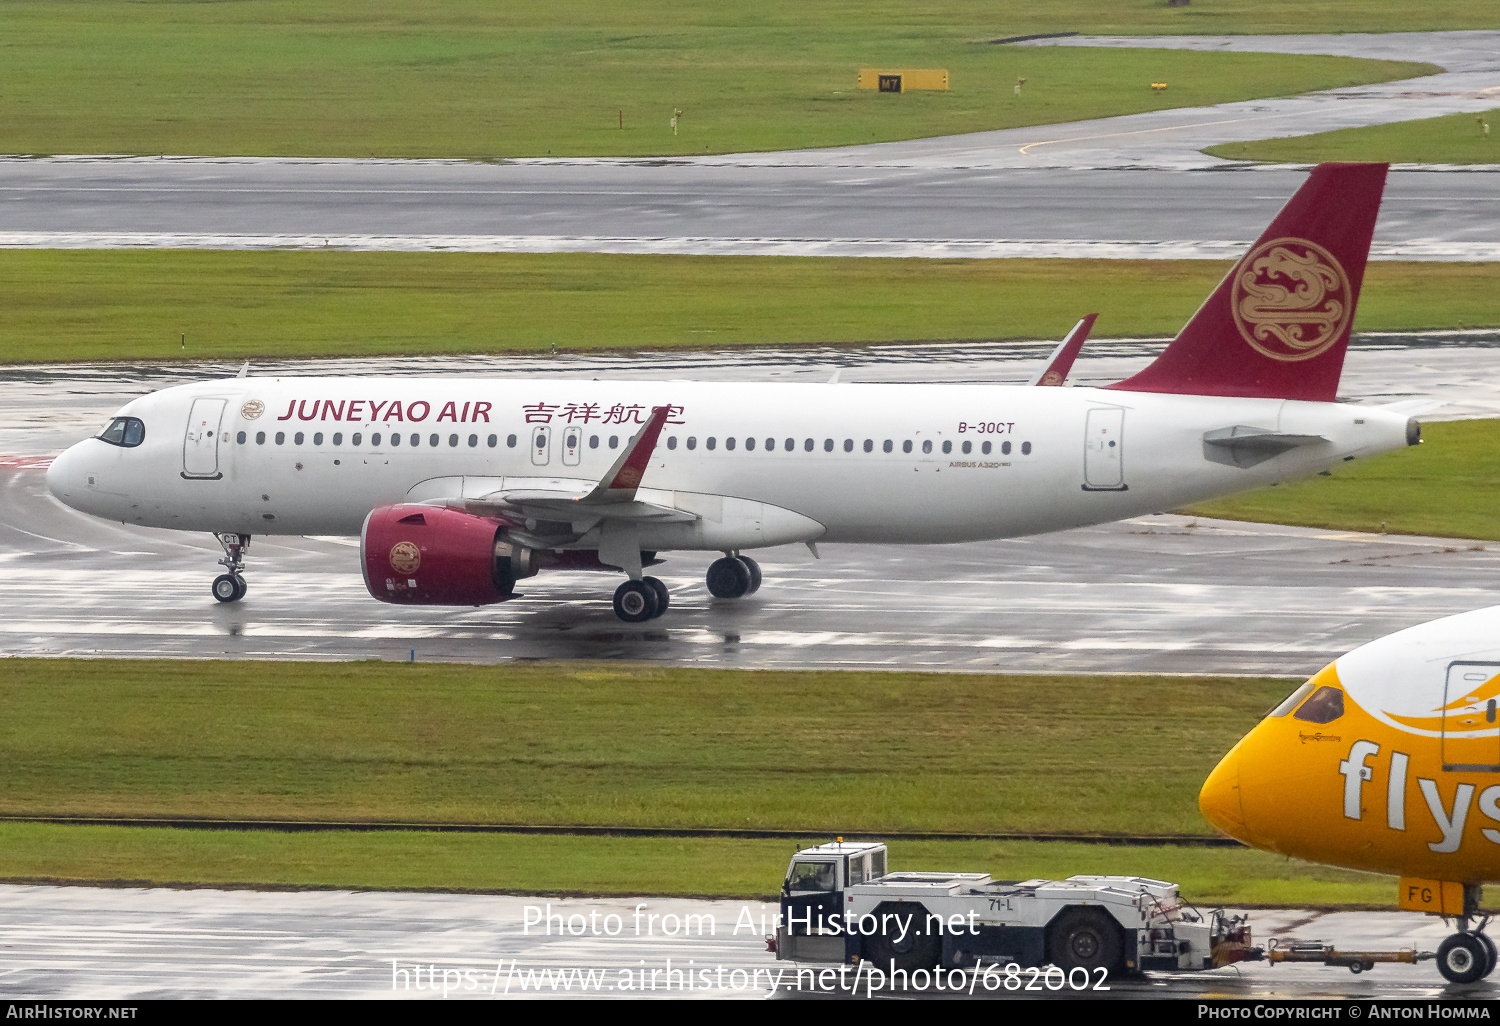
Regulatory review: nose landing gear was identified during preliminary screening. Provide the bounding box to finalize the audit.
[212,532,250,603]
[1436,888,1495,985]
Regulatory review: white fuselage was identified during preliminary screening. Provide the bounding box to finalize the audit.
[47,376,1413,549]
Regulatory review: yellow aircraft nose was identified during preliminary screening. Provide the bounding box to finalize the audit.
[1199,748,1250,843]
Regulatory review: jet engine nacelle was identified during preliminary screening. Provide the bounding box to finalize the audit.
[361,503,538,605]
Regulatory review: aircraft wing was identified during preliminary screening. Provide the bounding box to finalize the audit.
[1026,314,1097,386]
[408,405,696,543]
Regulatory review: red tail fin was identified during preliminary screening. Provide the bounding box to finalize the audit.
[1107,163,1387,401]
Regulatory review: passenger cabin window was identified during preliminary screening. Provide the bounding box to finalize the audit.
[352,432,363,446]
[98,417,146,447]
[666,436,677,450]
[687,437,697,450]
[981,441,991,455]
[787,861,837,893]
[1293,686,1345,724]
[1001,441,1011,455]
[487,434,497,447]
[313,432,323,445]
[726,437,737,451]
[294,432,305,445]
[922,440,932,454]
[507,434,517,448]
[903,440,913,454]
[942,440,952,454]
[236,431,247,444]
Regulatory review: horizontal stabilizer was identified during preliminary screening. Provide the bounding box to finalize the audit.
[1202,425,1328,469]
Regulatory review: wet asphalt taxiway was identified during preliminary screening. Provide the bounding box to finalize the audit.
[0,885,1493,1001]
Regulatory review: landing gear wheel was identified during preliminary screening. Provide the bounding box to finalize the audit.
[1478,932,1498,979]
[212,574,242,603]
[736,555,762,594]
[706,556,752,599]
[613,580,659,623]
[231,574,247,601]
[1047,908,1125,977]
[1437,933,1489,984]
[642,576,669,618]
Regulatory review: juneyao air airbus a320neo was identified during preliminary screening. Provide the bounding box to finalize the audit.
[1201,607,1500,984]
[47,162,1420,622]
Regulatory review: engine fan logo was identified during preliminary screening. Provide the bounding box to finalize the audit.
[1230,237,1352,363]
[389,541,422,575]
[240,400,265,420]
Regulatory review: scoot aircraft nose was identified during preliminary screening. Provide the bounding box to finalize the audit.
[1199,748,1249,843]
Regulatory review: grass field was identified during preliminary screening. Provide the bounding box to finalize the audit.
[1206,108,1500,165]
[3,252,1497,364]
[1183,419,1500,542]
[0,822,1417,907]
[0,660,1288,837]
[0,655,1419,905]
[0,1,1446,158]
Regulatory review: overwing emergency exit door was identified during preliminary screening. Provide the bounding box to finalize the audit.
[1083,407,1126,491]
[182,398,227,479]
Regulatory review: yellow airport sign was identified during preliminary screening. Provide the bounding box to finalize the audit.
[858,68,949,93]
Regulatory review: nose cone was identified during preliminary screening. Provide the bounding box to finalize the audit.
[1199,748,1249,843]
[45,443,86,508]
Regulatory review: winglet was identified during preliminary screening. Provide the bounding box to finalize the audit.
[582,405,672,503]
[1026,314,1097,386]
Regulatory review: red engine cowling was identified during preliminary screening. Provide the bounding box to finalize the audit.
[361,503,537,605]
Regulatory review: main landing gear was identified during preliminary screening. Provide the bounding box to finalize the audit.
[613,576,670,623]
[1436,886,1495,985]
[706,554,761,600]
[211,532,250,604]
[609,553,763,622]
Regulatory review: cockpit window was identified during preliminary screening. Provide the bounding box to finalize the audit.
[1293,686,1345,724]
[97,417,145,447]
[1268,681,1317,718]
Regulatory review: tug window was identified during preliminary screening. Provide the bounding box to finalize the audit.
[1293,686,1345,724]
[787,861,837,893]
